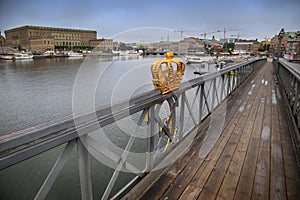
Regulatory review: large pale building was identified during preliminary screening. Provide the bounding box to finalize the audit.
[234,40,260,53]
[4,25,97,52]
[90,39,114,51]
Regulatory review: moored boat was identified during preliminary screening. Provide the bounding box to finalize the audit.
[185,55,214,64]
[0,52,33,60]
[0,54,15,60]
[13,52,33,60]
[119,50,142,56]
[67,51,83,57]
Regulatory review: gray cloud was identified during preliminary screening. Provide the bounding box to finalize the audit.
[0,0,299,41]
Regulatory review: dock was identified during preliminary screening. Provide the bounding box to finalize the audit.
[123,62,300,200]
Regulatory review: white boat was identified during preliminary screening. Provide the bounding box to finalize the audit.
[67,51,83,57]
[0,52,33,60]
[0,54,15,60]
[119,50,142,56]
[13,52,33,60]
[185,55,214,64]
[44,50,56,57]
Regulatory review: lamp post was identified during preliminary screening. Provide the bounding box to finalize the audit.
[276,28,284,74]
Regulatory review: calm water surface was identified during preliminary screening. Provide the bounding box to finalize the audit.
[0,56,202,135]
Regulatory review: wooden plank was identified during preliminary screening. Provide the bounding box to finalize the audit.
[175,80,256,200]
[139,175,173,200]
[197,133,241,200]
[165,117,211,179]
[233,66,267,200]
[197,82,258,200]
[278,84,300,200]
[206,64,268,199]
[160,110,230,200]
[270,69,287,200]
[179,185,202,200]
[123,61,278,199]
[159,73,257,200]
[252,66,271,200]
[124,76,254,199]
[160,71,260,199]
[121,168,165,200]
[216,65,264,200]
[188,98,252,192]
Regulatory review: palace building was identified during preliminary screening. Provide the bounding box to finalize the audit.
[4,25,97,52]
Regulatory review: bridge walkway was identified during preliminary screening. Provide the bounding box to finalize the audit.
[123,62,300,200]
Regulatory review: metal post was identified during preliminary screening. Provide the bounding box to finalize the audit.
[146,106,155,171]
[199,84,205,121]
[35,141,76,200]
[178,93,185,141]
[220,75,225,102]
[227,73,231,95]
[211,78,217,111]
[77,137,93,200]
[276,28,284,74]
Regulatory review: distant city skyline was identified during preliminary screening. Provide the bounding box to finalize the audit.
[1,0,299,43]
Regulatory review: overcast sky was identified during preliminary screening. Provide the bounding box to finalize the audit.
[1,0,299,43]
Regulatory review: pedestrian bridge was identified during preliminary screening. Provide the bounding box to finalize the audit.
[0,58,299,199]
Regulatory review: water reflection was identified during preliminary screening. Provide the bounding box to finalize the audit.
[0,56,203,135]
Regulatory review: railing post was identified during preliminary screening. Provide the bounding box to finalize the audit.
[220,75,225,102]
[276,28,284,74]
[34,141,76,200]
[77,137,93,200]
[227,73,231,95]
[146,106,155,171]
[199,84,205,121]
[211,78,217,111]
[178,93,185,141]
[293,81,299,116]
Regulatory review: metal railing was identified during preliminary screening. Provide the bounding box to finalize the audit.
[274,59,300,150]
[0,58,265,199]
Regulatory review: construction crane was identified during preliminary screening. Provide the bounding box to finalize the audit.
[217,28,240,42]
[230,33,247,41]
[175,29,203,40]
[200,31,221,39]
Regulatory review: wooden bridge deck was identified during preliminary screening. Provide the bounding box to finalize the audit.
[123,62,300,200]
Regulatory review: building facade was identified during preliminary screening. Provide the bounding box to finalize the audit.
[4,25,97,52]
[90,39,114,51]
[269,31,300,56]
[234,41,260,54]
[0,35,5,47]
[269,37,288,55]
[178,37,205,55]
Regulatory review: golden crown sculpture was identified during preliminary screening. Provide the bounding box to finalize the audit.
[151,51,186,94]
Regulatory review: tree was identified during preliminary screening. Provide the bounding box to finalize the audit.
[223,43,235,52]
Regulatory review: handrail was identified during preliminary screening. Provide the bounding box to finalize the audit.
[274,59,300,154]
[0,59,261,154]
[0,58,265,199]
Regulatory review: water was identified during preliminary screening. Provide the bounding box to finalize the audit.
[0,56,204,135]
[0,56,211,199]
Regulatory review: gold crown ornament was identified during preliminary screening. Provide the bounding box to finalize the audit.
[151,51,186,94]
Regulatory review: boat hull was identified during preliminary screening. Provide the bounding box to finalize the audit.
[0,54,15,60]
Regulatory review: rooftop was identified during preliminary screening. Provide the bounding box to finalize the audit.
[4,25,97,33]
